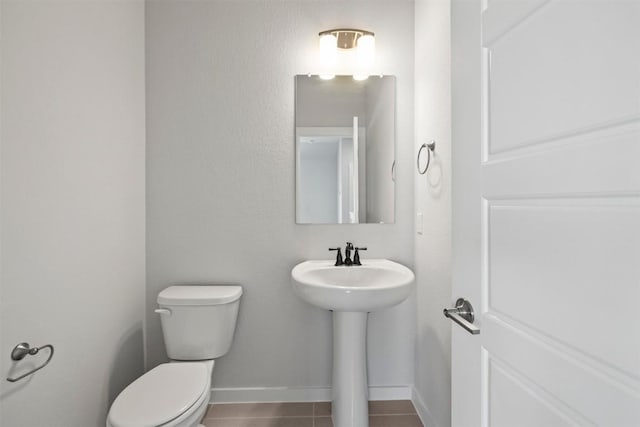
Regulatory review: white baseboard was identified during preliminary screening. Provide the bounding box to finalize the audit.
[369,385,413,401]
[411,386,438,427]
[210,385,413,404]
[210,386,331,403]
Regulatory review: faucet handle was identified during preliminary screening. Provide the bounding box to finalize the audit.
[353,247,367,266]
[329,247,344,266]
[346,242,354,249]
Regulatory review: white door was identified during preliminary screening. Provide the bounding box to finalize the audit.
[451,1,640,426]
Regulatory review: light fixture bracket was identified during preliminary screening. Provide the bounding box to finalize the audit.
[318,28,374,50]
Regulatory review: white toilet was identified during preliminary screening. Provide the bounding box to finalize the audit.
[107,285,242,427]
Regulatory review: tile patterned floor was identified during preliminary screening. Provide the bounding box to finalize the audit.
[202,400,423,427]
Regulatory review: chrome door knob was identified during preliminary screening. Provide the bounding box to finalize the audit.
[444,298,480,335]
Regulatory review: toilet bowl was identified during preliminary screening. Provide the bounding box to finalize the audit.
[107,361,213,427]
[107,285,242,427]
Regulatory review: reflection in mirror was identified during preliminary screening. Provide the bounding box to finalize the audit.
[295,75,395,224]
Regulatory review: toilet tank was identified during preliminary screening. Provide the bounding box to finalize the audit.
[157,285,242,361]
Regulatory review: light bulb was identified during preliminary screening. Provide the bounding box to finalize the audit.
[356,34,375,66]
[354,34,375,81]
[319,33,337,65]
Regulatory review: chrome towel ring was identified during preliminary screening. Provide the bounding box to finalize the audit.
[417,141,436,175]
[6,342,55,383]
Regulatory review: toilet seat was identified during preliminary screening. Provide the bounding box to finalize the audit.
[107,362,209,427]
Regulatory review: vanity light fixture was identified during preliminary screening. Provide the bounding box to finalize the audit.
[318,29,375,80]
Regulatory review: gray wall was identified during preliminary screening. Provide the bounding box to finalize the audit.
[0,1,146,425]
[413,0,452,426]
[146,0,415,398]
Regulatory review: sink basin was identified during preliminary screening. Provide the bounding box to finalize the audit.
[291,259,414,312]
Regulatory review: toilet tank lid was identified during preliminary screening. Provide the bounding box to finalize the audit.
[158,285,243,306]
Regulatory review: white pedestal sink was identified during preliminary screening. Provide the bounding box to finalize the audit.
[291,259,415,427]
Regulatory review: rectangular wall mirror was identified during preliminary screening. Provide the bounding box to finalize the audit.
[295,75,396,224]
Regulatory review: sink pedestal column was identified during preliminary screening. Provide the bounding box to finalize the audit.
[332,311,369,427]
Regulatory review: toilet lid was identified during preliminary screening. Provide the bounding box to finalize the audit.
[108,363,208,427]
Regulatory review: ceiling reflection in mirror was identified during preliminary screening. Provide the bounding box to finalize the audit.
[295,75,396,224]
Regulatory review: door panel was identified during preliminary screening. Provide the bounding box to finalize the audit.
[488,198,640,378]
[483,129,640,196]
[485,0,640,155]
[483,317,640,426]
[452,0,640,425]
[488,358,580,427]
